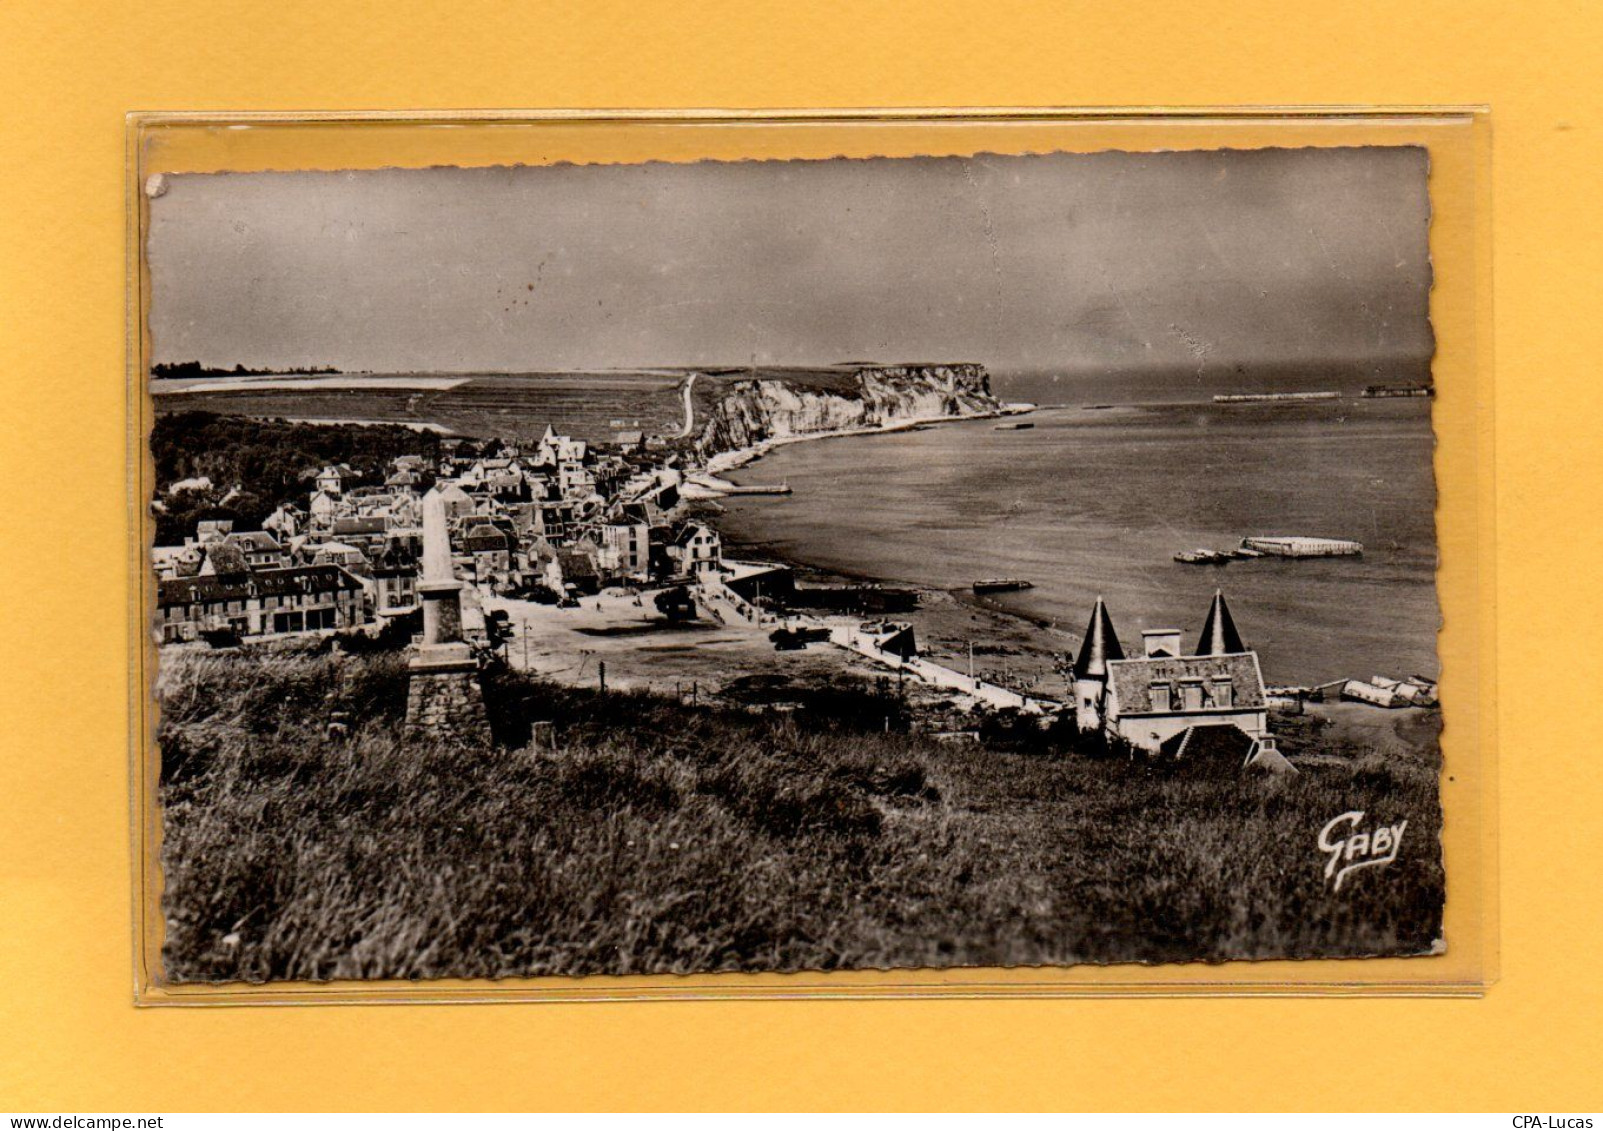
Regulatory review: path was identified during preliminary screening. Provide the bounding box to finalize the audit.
[827,624,1055,713]
[699,570,1056,714]
[676,372,699,438]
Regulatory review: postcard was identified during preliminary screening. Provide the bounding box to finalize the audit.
[144,145,1443,981]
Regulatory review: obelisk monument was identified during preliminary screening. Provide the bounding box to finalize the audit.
[404,485,489,740]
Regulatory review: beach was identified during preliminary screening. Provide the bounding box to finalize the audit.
[683,402,1019,498]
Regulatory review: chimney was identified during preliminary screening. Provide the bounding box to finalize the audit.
[1142,628,1182,658]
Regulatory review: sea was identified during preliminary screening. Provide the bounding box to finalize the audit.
[717,372,1440,688]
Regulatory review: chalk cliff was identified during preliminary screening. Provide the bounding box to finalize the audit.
[696,364,999,453]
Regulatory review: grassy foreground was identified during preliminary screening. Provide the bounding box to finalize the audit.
[157,646,1444,982]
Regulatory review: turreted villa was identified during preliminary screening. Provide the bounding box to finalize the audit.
[1071,591,1285,768]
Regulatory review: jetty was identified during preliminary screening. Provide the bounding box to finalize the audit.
[683,471,791,497]
[714,482,792,496]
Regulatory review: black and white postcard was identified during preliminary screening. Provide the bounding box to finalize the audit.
[146,146,1444,981]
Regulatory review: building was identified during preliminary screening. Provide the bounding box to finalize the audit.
[331,515,389,557]
[1072,596,1124,731]
[600,519,650,579]
[385,469,423,494]
[554,544,602,595]
[156,564,367,642]
[150,544,204,580]
[462,522,513,582]
[1073,591,1271,756]
[308,490,340,531]
[435,482,475,521]
[195,518,234,543]
[219,530,285,570]
[309,540,370,573]
[261,503,304,541]
[315,464,354,496]
[668,522,722,578]
[370,546,419,617]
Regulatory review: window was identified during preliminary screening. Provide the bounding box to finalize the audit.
[1149,682,1171,711]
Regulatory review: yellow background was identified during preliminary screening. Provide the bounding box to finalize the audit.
[124,109,1496,1004]
[0,0,1595,1111]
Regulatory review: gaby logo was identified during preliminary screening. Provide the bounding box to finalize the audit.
[1318,811,1407,891]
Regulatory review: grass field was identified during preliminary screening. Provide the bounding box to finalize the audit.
[156,645,1444,982]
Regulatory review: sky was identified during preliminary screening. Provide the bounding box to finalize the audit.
[147,146,1433,378]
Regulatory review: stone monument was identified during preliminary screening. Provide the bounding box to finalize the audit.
[404,485,489,741]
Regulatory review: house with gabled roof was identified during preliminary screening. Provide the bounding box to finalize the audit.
[666,521,722,578]
[555,542,602,595]
[220,530,285,570]
[433,481,475,521]
[309,540,370,574]
[462,522,513,583]
[385,469,422,494]
[1072,590,1276,760]
[315,463,354,496]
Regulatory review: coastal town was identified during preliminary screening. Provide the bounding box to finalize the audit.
[154,422,705,641]
[150,405,1056,710]
[151,394,1436,768]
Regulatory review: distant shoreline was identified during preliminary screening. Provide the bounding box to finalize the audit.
[686,401,1032,496]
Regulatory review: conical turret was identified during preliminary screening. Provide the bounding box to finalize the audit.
[1072,596,1123,731]
[1194,589,1245,655]
[1073,596,1124,680]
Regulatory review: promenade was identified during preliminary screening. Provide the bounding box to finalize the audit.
[699,569,1055,714]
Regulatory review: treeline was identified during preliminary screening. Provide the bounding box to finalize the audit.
[149,412,445,544]
[152,361,339,379]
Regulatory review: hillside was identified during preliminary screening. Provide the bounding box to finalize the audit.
[151,371,689,443]
[151,364,1002,449]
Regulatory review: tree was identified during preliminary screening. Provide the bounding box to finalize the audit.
[654,587,697,622]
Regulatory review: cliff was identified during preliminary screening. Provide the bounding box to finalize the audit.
[695,363,999,454]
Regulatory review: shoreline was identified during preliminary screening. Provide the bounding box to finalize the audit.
[670,398,1070,704]
[679,401,1078,704]
[685,401,1032,496]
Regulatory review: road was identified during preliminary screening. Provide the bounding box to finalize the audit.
[676,372,699,438]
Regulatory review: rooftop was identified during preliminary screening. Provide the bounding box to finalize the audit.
[1107,652,1266,716]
